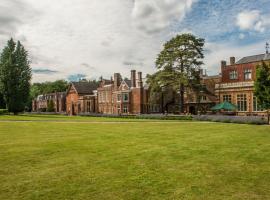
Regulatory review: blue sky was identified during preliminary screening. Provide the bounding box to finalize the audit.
[0,0,269,82]
[178,0,270,44]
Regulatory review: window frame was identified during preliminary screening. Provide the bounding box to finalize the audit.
[122,93,129,102]
[223,95,232,103]
[253,96,263,112]
[237,94,247,111]
[229,70,238,80]
[244,69,252,80]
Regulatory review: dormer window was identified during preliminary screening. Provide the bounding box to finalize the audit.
[229,70,238,80]
[244,69,252,80]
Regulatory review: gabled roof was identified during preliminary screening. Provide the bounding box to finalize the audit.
[124,80,132,88]
[71,82,98,95]
[119,79,131,90]
[236,53,270,64]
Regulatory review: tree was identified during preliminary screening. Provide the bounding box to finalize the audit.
[254,61,270,124]
[154,33,204,113]
[30,80,68,98]
[0,38,31,114]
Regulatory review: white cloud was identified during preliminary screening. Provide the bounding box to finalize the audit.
[132,0,194,34]
[204,41,266,75]
[236,10,270,32]
[0,0,195,82]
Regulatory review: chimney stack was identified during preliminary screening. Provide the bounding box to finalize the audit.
[131,70,136,88]
[137,72,143,88]
[221,60,227,67]
[114,73,121,89]
[199,68,204,77]
[230,57,235,65]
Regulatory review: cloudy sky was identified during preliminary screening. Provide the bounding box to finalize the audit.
[1,0,270,82]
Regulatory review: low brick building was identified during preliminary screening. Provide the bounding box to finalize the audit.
[66,82,98,115]
[32,92,66,113]
[184,72,221,114]
[215,53,270,115]
[97,70,149,114]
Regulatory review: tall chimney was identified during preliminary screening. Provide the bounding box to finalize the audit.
[137,72,143,88]
[114,73,121,89]
[230,57,235,65]
[131,70,136,88]
[221,60,227,67]
[199,68,204,77]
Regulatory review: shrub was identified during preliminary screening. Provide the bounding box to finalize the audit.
[193,115,267,125]
[0,109,8,115]
[79,113,193,121]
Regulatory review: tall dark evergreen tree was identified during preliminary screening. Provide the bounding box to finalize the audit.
[154,33,205,113]
[0,38,31,114]
[254,61,270,124]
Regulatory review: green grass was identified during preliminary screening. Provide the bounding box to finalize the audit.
[0,115,269,199]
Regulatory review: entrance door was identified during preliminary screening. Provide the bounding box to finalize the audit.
[189,106,196,115]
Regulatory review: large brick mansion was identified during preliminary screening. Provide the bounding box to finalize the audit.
[32,51,270,115]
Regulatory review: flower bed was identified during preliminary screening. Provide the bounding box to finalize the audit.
[193,115,267,125]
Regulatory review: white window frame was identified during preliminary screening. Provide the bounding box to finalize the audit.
[229,70,238,80]
[122,93,129,102]
[237,94,247,111]
[244,69,252,80]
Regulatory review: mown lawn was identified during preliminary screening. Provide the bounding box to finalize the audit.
[0,115,269,200]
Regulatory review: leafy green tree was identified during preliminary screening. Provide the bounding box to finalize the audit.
[154,33,205,113]
[30,80,68,98]
[0,38,31,114]
[254,61,270,124]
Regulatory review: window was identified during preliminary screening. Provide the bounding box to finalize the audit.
[122,93,129,102]
[200,96,207,101]
[223,95,232,103]
[237,94,247,111]
[229,70,238,80]
[253,96,263,111]
[244,69,252,80]
[105,92,108,102]
[123,105,128,113]
[117,94,121,102]
[98,93,102,103]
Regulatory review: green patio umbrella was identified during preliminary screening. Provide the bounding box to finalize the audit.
[211,101,237,111]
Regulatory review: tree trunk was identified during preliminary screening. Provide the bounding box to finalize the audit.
[179,83,184,114]
[179,62,185,114]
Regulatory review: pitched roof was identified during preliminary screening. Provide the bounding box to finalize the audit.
[103,79,112,85]
[124,80,131,88]
[71,82,98,95]
[236,53,270,64]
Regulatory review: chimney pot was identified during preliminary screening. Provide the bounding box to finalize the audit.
[137,72,143,88]
[114,73,121,89]
[230,57,235,65]
[221,60,227,67]
[131,70,136,88]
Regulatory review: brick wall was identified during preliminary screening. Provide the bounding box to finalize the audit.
[221,62,257,83]
[66,86,79,115]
